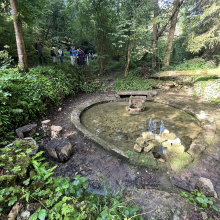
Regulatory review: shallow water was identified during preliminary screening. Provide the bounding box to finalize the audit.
[81,102,201,152]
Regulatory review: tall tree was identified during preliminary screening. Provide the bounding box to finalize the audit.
[152,0,158,71]
[162,0,183,68]
[9,0,28,72]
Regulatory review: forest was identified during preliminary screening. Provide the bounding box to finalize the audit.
[1,0,220,219]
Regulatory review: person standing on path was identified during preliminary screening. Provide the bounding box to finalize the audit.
[69,46,74,65]
[32,39,47,65]
[58,47,64,64]
[78,48,84,66]
[50,47,57,63]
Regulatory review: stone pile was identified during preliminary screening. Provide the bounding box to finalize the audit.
[134,130,185,158]
[125,96,147,115]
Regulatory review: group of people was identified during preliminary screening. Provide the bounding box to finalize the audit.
[50,46,64,64]
[69,46,94,66]
[32,39,94,66]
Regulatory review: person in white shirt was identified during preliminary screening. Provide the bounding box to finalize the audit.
[58,47,64,64]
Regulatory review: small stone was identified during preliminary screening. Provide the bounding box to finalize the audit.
[162,133,176,140]
[128,108,141,115]
[162,141,171,148]
[142,132,155,141]
[199,177,217,198]
[155,135,166,143]
[136,137,145,146]
[201,212,208,220]
[163,129,169,134]
[168,138,181,144]
[144,141,158,152]
[134,144,143,153]
[167,144,185,153]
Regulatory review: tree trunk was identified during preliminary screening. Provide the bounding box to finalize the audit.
[162,0,180,69]
[9,0,28,72]
[125,40,133,77]
[152,0,158,71]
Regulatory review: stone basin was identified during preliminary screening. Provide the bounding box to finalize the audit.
[71,95,216,172]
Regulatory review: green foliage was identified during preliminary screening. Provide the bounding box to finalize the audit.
[0,46,14,70]
[180,190,218,211]
[125,150,133,157]
[169,58,215,71]
[113,72,157,91]
[0,65,100,134]
[31,151,57,184]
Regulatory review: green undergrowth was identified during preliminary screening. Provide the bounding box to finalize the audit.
[169,58,216,71]
[0,141,143,220]
[0,65,101,134]
[180,190,218,212]
[113,71,157,91]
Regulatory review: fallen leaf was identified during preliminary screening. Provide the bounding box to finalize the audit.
[87,149,89,151]
[137,172,139,174]
[125,196,130,200]
[142,160,144,162]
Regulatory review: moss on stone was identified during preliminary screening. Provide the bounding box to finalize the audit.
[0,175,17,187]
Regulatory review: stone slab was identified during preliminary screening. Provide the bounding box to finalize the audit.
[117,90,157,96]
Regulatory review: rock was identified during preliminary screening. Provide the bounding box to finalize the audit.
[41,119,51,136]
[155,134,166,143]
[19,210,31,220]
[22,137,39,156]
[163,86,170,91]
[199,177,217,198]
[51,125,62,139]
[163,129,169,133]
[166,82,175,88]
[46,137,73,161]
[123,189,194,219]
[128,108,141,115]
[142,132,155,141]
[134,144,143,153]
[135,137,145,146]
[168,138,181,144]
[16,124,37,138]
[201,212,208,220]
[167,144,185,153]
[144,141,158,152]
[162,132,176,140]
[162,141,171,148]
[0,175,17,187]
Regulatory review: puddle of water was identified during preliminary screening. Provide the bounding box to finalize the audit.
[81,102,201,153]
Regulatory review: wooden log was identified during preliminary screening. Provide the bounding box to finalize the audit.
[8,201,23,220]
[153,69,220,78]
[51,125,62,139]
[16,124,37,138]
[41,119,51,136]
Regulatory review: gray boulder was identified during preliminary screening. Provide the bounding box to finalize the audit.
[199,177,217,198]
